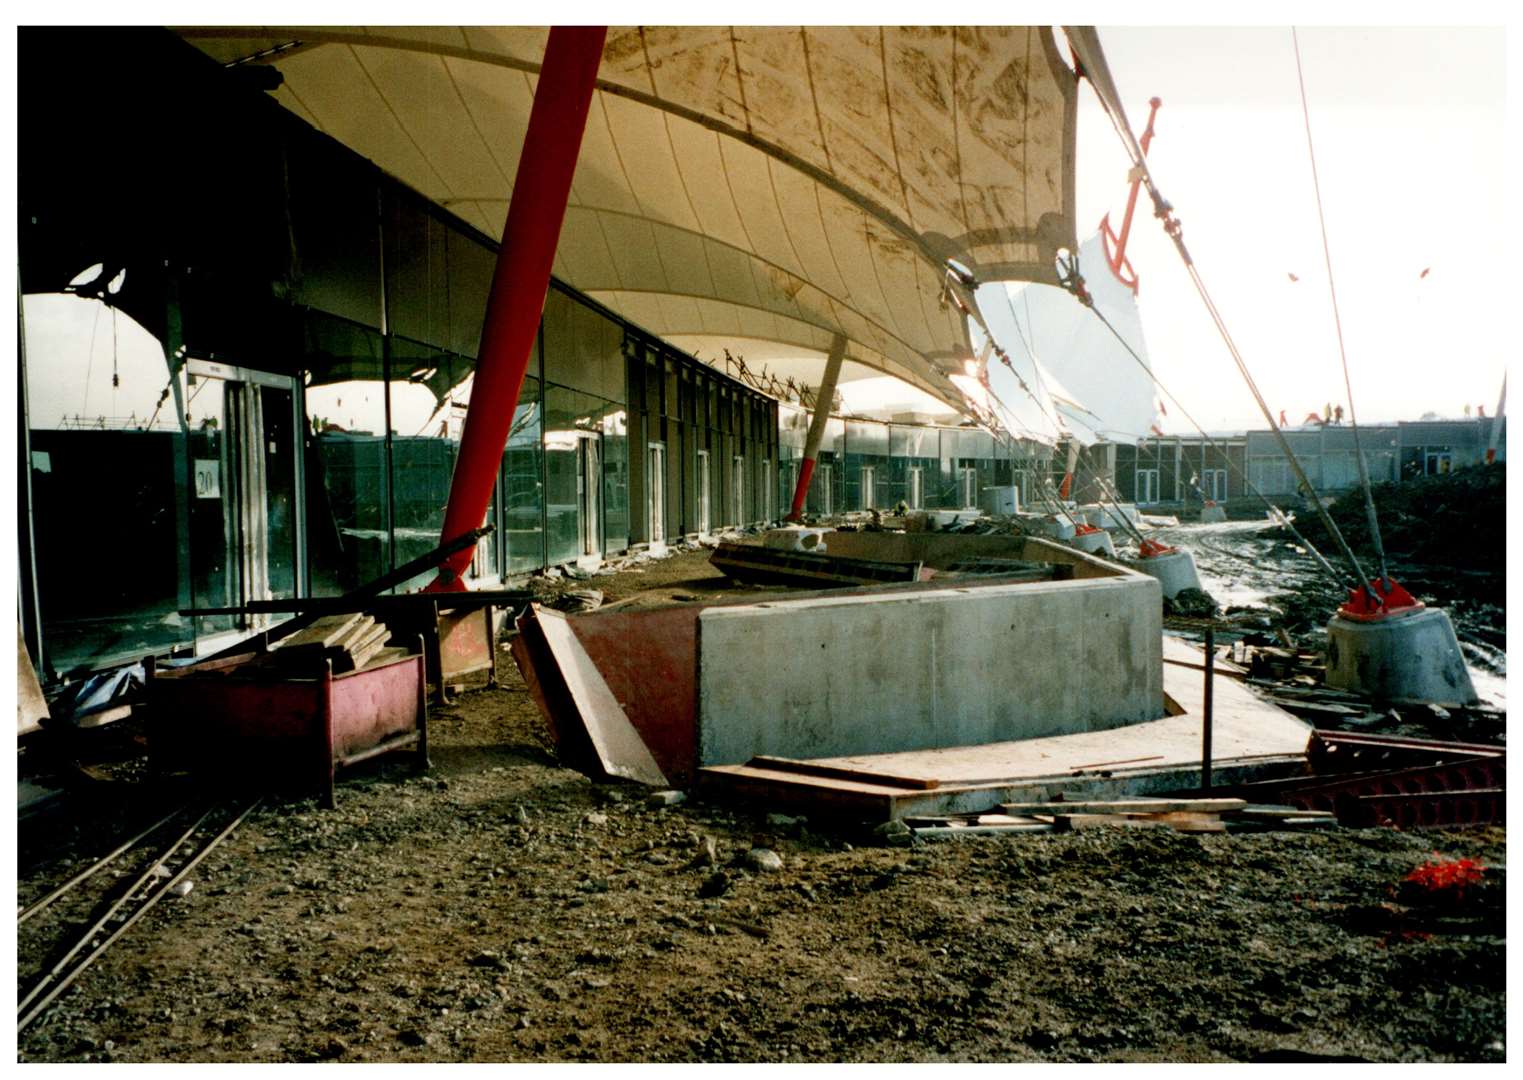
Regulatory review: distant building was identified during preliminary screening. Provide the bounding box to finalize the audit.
[1113,435,1246,506]
[1107,418,1505,507]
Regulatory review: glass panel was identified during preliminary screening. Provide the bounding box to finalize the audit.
[501,375,545,575]
[602,409,629,553]
[543,287,628,403]
[543,385,583,566]
[261,386,298,601]
[305,372,391,596]
[288,136,382,329]
[22,293,189,676]
[388,338,472,590]
[185,375,234,639]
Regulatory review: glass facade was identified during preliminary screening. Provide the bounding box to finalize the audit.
[773,404,1052,518]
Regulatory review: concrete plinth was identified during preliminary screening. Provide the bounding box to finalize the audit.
[762,527,830,553]
[696,571,1164,766]
[1071,529,1116,559]
[1080,504,1139,530]
[1199,504,1227,524]
[1325,607,1478,705]
[1021,515,1075,540]
[1132,549,1202,599]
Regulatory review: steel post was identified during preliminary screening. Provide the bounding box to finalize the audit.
[1201,625,1215,791]
[786,333,847,522]
[430,26,607,589]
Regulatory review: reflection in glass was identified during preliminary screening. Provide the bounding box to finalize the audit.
[502,376,545,575]
[23,293,188,676]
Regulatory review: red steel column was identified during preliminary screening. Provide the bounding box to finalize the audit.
[785,333,847,522]
[429,26,607,590]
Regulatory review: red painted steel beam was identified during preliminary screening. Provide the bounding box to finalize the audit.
[786,333,847,522]
[429,26,607,591]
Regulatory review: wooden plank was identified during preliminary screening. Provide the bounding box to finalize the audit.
[1054,810,1227,833]
[1055,813,1171,831]
[277,612,366,652]
[912,823,1057,838]
[745,755,940,790]
[1234,804,1336,820]
[1151,811,1228,833]
[358,646,411,673]
[998,797,1247,816]
[337,622,391,671]
[331,615,381,653]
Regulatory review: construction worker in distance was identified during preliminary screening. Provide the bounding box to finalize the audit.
[1323,402,1333,424]
[1278,409,1287,427]
[1333,404,1344,424]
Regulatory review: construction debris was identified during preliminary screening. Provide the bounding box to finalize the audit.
[899,797,1337,840]
[708,541,923,588]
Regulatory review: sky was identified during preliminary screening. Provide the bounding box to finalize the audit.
[1062,23,1508,435]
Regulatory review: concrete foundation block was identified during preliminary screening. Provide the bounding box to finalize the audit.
[1022,515,1075,540]
[696,573,1164,766]
[1080,503,1139,530]
[762,527,830,553]
[1071,529,1117,559]
[1131,549,1202,600]
[1325,607,1478,705]
[1199,504,1228,524]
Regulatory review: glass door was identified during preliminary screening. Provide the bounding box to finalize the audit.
[185,360,302,651]
[695,450,711,535]
[731,456,745,525]
[647,443,666,545]
[577,432,602,558]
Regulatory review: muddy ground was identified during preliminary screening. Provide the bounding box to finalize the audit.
[15,545,1508,1063]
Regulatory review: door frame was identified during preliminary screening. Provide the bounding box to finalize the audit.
[185,358,306,651]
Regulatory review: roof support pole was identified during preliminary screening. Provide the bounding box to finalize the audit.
[785,333,847,522]
[428,26,607,591]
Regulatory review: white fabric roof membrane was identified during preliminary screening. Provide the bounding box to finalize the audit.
[980,232,1159,446]
[177,26,1096,415]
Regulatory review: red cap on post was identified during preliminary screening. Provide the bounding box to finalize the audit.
[1338,578,1423,621]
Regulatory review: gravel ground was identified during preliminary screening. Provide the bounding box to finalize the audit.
[14,547,1508,1063]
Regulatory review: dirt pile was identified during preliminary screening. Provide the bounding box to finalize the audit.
[15,549,1507,1063]
[1299,464,1505,574]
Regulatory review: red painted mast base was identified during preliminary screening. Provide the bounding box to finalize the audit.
[1338,578,1423,621]
[1138,538,1177,558]
[425,26,608,592]
[785,457,818,523]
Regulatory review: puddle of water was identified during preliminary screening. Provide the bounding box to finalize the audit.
[1142,520,1506,709]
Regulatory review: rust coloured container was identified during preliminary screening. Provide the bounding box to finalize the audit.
[148,650,428,808]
